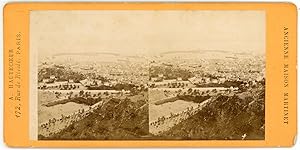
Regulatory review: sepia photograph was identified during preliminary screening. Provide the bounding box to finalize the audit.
[29,10,265,140]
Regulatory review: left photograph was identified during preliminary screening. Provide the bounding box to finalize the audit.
[31,11,150,140]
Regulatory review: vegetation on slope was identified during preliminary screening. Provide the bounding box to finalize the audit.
[40,93,149,140]
[160,87,265,140]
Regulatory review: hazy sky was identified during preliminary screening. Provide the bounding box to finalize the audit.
[30,10,265,59]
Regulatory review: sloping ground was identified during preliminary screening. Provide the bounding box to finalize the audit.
[38,102,89,125]
[159,87,265,140]
[39,93,149,140]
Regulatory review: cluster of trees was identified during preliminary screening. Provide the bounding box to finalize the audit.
[177,95,211,103]
[178,88,217,96]
[45,96,102,107]
[149,82,189,88]
[47,91,103,107]
[196,80,243,88]
[87,83,135,91]
[87,83,145,95]
[168,82,188,88]
[60,84,80,90]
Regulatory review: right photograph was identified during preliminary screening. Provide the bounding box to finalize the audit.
[148,49,265,140]
[148,11,265,140]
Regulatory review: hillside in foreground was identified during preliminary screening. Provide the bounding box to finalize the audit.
[39,92,149,140]
[159,87,265,140]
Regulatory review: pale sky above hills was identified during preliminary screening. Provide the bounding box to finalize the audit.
[30,10,265,60]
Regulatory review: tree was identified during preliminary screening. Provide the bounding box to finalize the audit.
[193,89,197,94]
[188,88,193,94]
[212,89,217,93]
[178,89,182,93]
[104,91,109,96]
[79,90,84,96]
